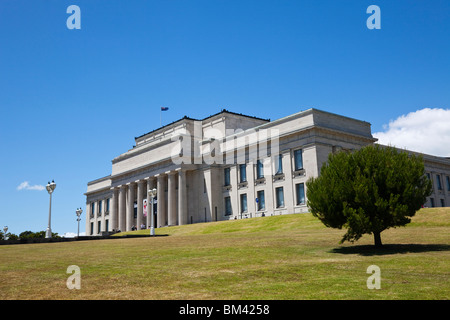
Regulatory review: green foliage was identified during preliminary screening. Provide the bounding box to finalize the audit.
[6,233,19,240]
[1,230,60,241]
[306,144,432,246]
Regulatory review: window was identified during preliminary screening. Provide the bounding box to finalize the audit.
[239,164,247,183]
[90,222,94,235]
[91,203,95,217]
[106,198,110,213]
[224,168,231,186]
[430,198,435,208]
[98,200,102,215]
[256,160,264,179]
[240,194,248,213]
[97,221,101,234]
[436,174,443,190]
[276,187,284,208]
[257,190,265,211]
[446,176,450,191]
[275,154,283,175]
[440,199,445,207]
[224,197,232,216]
[296,183,305,205]
[294,149,303,171]
[105,220,109,232]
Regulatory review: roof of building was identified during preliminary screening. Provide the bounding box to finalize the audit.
[134,109,270,140]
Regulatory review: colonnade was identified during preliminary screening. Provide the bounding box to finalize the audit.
[109,169,188,232]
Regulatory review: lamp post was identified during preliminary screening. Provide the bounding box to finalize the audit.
[147,187,157,236]
[45,180,56,238]
[75,208,83,238]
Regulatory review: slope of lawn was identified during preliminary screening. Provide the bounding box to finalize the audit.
[0,208,448,300]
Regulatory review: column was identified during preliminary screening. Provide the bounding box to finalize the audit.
[146,178,155,229]
[156,174,166,228]
[126,182,135,231]
[85,203,91,236]
[284,150,295,213]
[100,199,106,233]
[110,187,119,231]
[118,185,126,231]
[178,169,188,225]
[137,180,145,230]
[167,171,177,226]
[94,201,100,235]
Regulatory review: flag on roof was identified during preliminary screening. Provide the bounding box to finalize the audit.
[161,107,169,111]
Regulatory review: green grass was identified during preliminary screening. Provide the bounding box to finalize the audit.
[0,208,448,300]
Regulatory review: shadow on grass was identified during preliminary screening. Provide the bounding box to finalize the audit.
[330,244,450,256]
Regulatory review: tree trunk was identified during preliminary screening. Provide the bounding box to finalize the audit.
[373,231,382,248]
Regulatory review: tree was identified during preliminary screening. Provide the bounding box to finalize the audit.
[306,144,432,247]
[5,233,18,240]
[19,231,35,239]
[18,230,60,239]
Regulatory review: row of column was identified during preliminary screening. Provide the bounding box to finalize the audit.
[110,169,187,232]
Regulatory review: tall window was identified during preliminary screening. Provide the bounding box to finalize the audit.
[91,203,95,217]
[436,174,443,190]
[106,198,110,213]
[256,160,264,179]
[224,168,231,186]
[98,200,102,215]
[276,187,284,208]
[240,193,248,213]
[446,176,450,191]
[294,149,303,171]
[275,154,283,175]
[98,221,101,234]
[90,222,94,235]
[296,183,305,205]
[105,220,109,232]
[224,197,232,216]
[239,164,247,183]
[427,173,434,191]
[257,190,265,211]
[430,198,435,208]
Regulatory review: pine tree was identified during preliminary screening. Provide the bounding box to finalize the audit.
[306,144,432,247]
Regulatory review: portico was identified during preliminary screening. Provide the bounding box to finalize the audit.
[95,170,188,232]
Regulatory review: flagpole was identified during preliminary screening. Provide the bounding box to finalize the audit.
[160,106,168,127]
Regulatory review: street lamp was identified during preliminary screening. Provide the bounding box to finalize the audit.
[45,180,56,238]
[147,187,157,236]
[75,208,83,238]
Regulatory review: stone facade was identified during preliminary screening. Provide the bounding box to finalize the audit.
[84,108,450,235]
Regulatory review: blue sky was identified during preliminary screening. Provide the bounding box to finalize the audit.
[0,0,449,236]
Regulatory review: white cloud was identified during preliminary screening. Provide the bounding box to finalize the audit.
[17,181,45,191]
[373,108,450,157]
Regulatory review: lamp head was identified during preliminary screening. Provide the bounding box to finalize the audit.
[148,187,157,197]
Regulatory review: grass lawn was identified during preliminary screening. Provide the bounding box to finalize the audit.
[0,208,448,300]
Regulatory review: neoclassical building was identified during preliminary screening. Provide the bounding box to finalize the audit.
[84,108,450,235]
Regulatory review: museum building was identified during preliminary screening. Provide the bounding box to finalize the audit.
[84,109,450,235]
